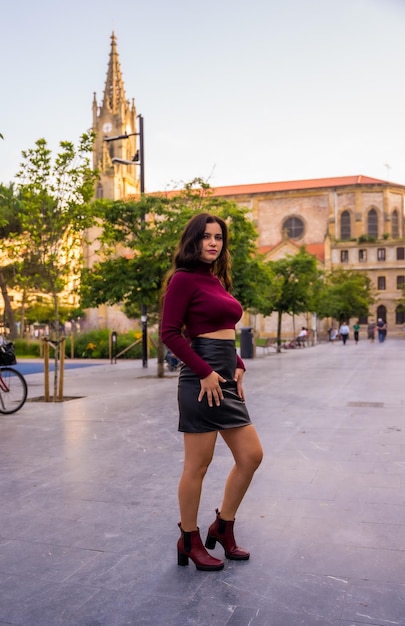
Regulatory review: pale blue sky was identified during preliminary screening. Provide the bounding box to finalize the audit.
[2,0,405,192]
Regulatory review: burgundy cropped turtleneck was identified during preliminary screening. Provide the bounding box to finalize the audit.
[161,261,245,379]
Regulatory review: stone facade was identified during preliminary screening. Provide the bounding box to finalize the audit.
[209,177,405,337]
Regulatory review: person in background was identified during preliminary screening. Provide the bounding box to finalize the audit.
[297,327,308,347]
[377,318,387,343]
[353,321,360,344]
[161,213,263,572]
[328,328,337,342]
[339,321,350,345]
[165,348,181,371]
[367,320,376,343]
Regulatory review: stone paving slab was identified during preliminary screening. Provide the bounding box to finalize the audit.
[0,338,404,625]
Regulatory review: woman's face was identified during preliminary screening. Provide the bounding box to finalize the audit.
[199,221,224,264]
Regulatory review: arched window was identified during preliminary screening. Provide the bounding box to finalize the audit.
[96,183,103,199]
[395,305,405,325]
[376,304,387,321]
[282,216,305,240]
[340,211,351,240]
[392,210,399,238]
[367,208,378,237]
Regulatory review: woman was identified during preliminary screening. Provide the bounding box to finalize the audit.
[353,321,360,344]
[367,320,376,342]
[161,213,263,571]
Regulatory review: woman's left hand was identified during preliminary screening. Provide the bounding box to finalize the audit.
[233,368,245,401]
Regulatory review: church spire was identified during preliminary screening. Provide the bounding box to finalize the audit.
[102,31,127,114]
[92,32,139,200]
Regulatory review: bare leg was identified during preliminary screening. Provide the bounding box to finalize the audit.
[178,431,218,531]
[219,425,263,520]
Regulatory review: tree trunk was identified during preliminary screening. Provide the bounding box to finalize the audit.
[157,314,165,378]
[52,290,63,402]
[276,310,282,353]
[19,290,26,338]
[0,270,18,338]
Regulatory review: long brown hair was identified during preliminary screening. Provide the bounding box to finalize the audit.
[164,213,233,293]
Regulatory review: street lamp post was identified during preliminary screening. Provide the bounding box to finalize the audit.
[104,114,148,368]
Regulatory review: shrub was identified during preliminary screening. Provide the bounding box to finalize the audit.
[14,339,42,358]
[358,234,377,243]
[64,329,157,359]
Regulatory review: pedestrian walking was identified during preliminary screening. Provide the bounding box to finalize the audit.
[367,320,376,342]
[161,213,263,572]
[377,318,387,343]
[353,321,360,344]
[339,321,350,345]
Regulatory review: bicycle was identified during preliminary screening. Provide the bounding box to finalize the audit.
[0,366,28,414]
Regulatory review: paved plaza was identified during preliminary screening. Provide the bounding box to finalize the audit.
[1,336,405,625]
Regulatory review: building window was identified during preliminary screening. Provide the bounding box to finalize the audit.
[96,183,104,199]
[377,248,386,261]
[340,211,351,240]
[397,247,405,260]
[282,216,304,240]
[358,249,367,262]
[377,305,387,321]
[392,210,399,238]
[396,305,405,325]
[377,276,386,290]
[367,208,378,238]
[340,250,349,263]
[397,276,405,289]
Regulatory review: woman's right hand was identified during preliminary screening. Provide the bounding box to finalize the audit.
[199,371,226,407]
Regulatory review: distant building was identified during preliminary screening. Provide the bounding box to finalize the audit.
[205,176,405,335]
[88,34,405,337]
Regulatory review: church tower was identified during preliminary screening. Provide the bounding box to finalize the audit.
[84,33,141,331]
[92,32,140,200]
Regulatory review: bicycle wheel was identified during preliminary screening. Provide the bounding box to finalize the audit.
[0,367,28,414]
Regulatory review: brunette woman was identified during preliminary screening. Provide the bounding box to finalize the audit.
[161,213,263,571]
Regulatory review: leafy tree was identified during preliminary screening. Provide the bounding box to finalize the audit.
[6,133,98,399]
[0,183,23,337]
[80,180,272,376]
[314,268,374,323]
[266,248,321,351]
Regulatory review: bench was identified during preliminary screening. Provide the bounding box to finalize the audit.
[257,337,278,355]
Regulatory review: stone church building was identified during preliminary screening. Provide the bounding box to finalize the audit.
[91,34,405,337]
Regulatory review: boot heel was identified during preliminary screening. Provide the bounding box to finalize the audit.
[205,534,217,550]
[177,550,189,566]
[206,509,250,561]
[177,524,224,571]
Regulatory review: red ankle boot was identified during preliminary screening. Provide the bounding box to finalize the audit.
[177,523,224,571]
[205,509,250,560]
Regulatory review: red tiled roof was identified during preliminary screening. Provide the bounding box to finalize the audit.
[306,243,325,262]
[209,175,394,197]
[148,174,397,200]
[259,241,325,263]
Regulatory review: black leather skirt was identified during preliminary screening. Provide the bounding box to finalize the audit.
[177,338,252,433]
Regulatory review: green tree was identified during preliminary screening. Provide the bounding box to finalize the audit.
[80,181,272,375]
[8,133,98,399]
[0,183,22,337]
[314,268,374,323]
[266,247,321,351]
